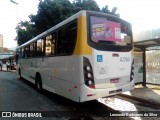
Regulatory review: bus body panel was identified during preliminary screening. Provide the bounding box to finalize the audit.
[93,49,132,89]
[79,79,134,102]
[20,59,35,84]
[18,56,82,101]
[74,15,92,56]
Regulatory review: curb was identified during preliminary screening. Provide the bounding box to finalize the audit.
[0,70,16,73]
[118,94,160,108]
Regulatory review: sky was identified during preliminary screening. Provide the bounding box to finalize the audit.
[0,0,39,48]
[0,0,160,48]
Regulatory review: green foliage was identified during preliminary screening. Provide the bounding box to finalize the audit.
[101,5,110,13]
[101,5,120,17]
[17,21,36,45]
[29,0,74,34]
[17,0,120,45]
[72,0,100,13]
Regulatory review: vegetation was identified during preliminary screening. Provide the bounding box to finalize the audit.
[17,0,119,45]
[17,21,37,45]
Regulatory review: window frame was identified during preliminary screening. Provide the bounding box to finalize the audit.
[56,20,77,56]
[45,33,56,57]
[87,12,133,52]
[36,38,45,57]
[17,19,77,59]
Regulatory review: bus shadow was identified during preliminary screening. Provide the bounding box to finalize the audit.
[18,77,37,91]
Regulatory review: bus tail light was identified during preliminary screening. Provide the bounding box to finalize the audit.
[83,57,95,89]
[130,59,134,82]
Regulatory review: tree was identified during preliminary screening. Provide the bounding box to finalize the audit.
[101,5,110,13]
[17,0,119,45]
[111,7,120,17]
[72,0,100,13]
[30,0,101,34]
[29,0,74,34]
[17,21,36,45]
[101,5,120,17]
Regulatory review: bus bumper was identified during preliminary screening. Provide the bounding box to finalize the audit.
[80,80,134,102]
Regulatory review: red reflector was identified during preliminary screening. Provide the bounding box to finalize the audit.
[110,78,119,83]
[89,85,95,89]
[74,86,78,88]
[67,89,71,92]
[87,94,92,97]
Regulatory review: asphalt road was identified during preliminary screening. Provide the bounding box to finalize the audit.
[0,71,128,120]
[1,71,157,120]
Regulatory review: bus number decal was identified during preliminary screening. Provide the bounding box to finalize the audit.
[120,57,130,62]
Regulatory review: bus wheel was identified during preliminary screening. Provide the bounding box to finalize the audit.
[36,74,42,93]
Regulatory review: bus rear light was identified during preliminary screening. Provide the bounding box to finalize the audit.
[87,93,96,97]
[89,85,95,89]
[86,73,92,79]
[85,66,91,71]
[87,94,92,97]
[88,80,93,85]
[83,57,95,89]
[131,75,134,79]
[74,85,78,88]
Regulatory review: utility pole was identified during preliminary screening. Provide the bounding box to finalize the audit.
[10,0,19,46]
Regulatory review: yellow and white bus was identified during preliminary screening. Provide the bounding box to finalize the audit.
[16,10,134,102]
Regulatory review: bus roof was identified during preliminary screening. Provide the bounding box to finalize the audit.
[17,10,123,49]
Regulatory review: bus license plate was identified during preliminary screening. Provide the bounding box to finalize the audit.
[110,78,119,83]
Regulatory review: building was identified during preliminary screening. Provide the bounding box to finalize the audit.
[0,34,3,47]
[0,34,3,52]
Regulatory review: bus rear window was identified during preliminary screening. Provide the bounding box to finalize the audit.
[90,16,132,46]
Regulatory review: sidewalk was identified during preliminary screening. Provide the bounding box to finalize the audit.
[121,84,160,105]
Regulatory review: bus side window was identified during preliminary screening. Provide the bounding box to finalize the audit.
[16,54,19,63]
[57,21,77,56]
[30,42,35,58]
[24,46,30,58]
[45,34,56,56]
[22,48,25,58]
[36,39,44,57]
[17,48,22,59]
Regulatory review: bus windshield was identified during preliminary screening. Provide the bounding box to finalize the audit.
[90,16,132,46]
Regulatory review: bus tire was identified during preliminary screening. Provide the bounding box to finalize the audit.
[36,74,42,93]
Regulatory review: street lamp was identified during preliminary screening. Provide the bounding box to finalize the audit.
[10,0,19,46]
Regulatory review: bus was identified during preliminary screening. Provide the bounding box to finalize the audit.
[16,10,134,102]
